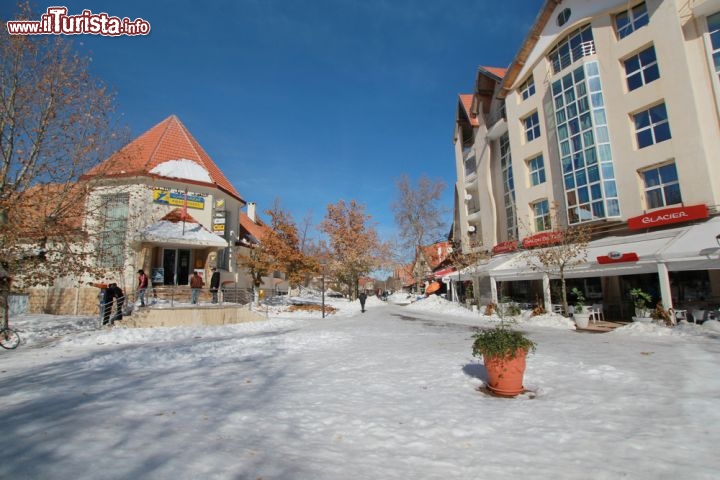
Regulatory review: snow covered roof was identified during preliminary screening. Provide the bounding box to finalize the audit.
[149,159,212,183]
[135,208,228,248]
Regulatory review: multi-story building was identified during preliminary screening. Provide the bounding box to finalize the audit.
[452,0,720,320]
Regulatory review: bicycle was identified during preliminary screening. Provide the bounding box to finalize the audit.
[0,324,20,349]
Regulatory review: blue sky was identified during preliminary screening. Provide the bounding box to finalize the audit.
[4,0,543,244]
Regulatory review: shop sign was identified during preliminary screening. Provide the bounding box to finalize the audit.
[521,231,563,248]
[492,240,518,255]
[597,252,639,264]
[152,189,205,209]
[628,204,708,230]
[212,224,225,232]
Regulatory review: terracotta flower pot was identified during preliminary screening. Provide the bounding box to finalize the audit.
[483,349,528,397]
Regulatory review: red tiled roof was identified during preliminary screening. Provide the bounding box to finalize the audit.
[459,94,478,127]
[420,241,452,269]
[161,208,198,224]
[480,65,508,79]
[239,212,270,242]
[84,115,244,202]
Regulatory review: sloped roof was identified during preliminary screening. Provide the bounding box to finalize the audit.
[239,211,271,245]
[84,115,244,202]
[420,241,452,270]
[479,65,508,80]
[458,94,478,127]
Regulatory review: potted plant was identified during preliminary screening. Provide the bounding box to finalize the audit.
[630,288,653,320]
[570,287,591,328]
[471,303,536,397]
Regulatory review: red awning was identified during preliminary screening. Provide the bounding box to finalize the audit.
[433,267,456,278]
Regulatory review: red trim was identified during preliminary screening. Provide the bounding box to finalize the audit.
[522,231,563,248]
[597,252,639,264]
[628,204,708,230]
[432,267,456,278]
[492,240,518,255]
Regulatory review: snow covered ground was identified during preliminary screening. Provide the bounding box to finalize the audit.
[2,294,720,479]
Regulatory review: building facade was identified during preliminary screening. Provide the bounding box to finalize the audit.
[452,0,720,320]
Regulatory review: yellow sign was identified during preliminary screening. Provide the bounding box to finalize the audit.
[153,189,205,209]
[212,224,225,232]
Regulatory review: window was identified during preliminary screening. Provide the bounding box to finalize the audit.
[532,200,551,232]
[634,103,671,148]
[524,111,541,142]
[528,154,546,186]
[557,8,571,27]
[548,24,594,74]
[552,62,620,224]
[624,45,659,91]
[642,163,681,209]
[614,2,649,40]
[519,76,536,100]
[97,193,129,268]
[708,12,720,83]
[500,133,517,239]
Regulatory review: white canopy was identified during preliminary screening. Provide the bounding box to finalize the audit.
[135,220,228,248]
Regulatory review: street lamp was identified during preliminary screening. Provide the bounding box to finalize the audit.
[320,260,327,318]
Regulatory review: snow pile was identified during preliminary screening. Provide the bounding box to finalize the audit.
[149,158,212,182]
[405,294,475,317]
[386,292,416,305]
[612,318,720,337]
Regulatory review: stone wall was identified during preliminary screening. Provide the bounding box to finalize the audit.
[27,287,101,315]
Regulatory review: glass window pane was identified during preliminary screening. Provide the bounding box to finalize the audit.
[565,173,575,189]
[588,165,600,183]
[607,199,620,216]
[634,111,650,129]
[654,122,672,143]
[624,55,640,72]
[591,182,602,199]
[578,186,589,203]
[650,104,668,123]
[591,93,604,107]
[637,129,653,148]
[576,169,588,186]
[585,147,597,165]
[583,130,595,147]
[659,163,678,182]
[599,144,612,161]
[664,184,682,205]
[643,169,660,187]
[562,157,573,173]
[604,180,617,197]
[627,73,643,91]
[644,64,659,84]
[593,109,606,125]
[646,189,663,209]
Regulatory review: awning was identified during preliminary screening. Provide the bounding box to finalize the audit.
[134,220,229,248]
[471,217,720,281]
[432,267,457,279]
[658,216,720,271]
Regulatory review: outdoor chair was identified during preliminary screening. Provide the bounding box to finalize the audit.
[690,310,706,324]
[590,304,605,324]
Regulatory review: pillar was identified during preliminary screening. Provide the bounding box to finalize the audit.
[657,262,673,310]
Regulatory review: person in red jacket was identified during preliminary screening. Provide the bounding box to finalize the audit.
[137,269,149,307]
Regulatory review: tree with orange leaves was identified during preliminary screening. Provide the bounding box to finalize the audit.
[319,200,390,298]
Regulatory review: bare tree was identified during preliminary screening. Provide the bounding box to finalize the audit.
[1,2,122,286]
[391,174,448,257]
[519,204,590,315]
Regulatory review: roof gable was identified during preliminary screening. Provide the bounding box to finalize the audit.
[84,115,244,202]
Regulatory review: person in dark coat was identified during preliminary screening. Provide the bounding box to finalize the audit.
[210,267,220,303]
[108,283,124,322]
[359,292,367,313]
[102,286,114,325]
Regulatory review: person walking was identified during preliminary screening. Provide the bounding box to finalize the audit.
[209,267,220,303]
[137,269,149,307]
[190,271,204,304]
[359,291,367,313]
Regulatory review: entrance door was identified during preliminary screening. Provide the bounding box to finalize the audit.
[162,248,192,285]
